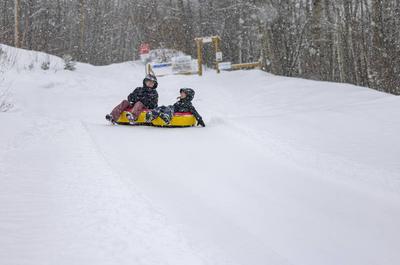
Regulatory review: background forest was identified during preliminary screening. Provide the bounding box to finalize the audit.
[1,0,399,94]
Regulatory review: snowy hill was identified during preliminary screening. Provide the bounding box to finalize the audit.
[1,44,400,265]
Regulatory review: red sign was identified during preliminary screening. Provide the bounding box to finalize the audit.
[139,43,150,54]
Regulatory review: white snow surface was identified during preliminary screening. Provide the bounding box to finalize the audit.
[1,44,400,265]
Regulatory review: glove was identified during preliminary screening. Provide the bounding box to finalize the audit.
[197,119,205,127]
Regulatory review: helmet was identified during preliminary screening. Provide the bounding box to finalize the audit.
[180,88,195,101]
[143,74,158,89]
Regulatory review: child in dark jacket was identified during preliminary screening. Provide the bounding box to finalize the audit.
[145,88,205,127]
[106,74,158,123]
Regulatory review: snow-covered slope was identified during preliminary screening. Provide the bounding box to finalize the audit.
[1,44,400,265]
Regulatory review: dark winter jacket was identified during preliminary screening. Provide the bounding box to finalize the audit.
[172,98,203,123]
[128,86,158,109]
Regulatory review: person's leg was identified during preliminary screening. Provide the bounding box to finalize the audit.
[164,106,174,120]
[159,106,174,124]
[147,106,162,121]
[110,100,131,121]
[130,101,146,120]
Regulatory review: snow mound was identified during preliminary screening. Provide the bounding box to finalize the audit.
[0,44,64,72]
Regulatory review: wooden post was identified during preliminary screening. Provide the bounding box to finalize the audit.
[231,61,262,70]
[213,36,221,74]
[196,39,203,76]
[146,63,154,76]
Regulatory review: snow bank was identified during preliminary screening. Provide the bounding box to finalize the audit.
[0,44,65,73]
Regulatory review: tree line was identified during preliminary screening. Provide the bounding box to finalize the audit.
[1,0,399,95]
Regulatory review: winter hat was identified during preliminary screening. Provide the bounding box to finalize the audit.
[180,88,195,101]
[143,74,158,89]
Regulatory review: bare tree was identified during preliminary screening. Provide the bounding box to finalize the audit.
[14,0,20,47]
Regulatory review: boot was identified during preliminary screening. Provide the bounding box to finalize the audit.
[105,114,116,124]
[125,112,136,125]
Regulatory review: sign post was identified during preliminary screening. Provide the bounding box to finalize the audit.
[195,36,222,76]
[196,38,203,76]
[213,36,221,74]
[139,43,150,63]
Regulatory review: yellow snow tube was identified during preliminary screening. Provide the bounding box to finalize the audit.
[117,111,147,124]
[117,111,196,127]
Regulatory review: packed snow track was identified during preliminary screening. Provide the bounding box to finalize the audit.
[1,45,400,265]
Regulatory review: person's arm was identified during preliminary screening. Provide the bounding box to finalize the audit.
[190,105,205,127]
[127,87,141,103]
[149,91,159,109]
